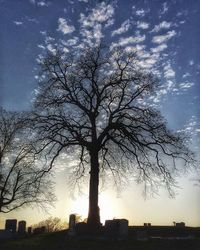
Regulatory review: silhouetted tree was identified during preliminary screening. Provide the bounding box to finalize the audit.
[33,46,194,231]
[0,108,55,213]
[32,217,67,232]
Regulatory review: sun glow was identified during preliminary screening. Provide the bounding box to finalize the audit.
[70,193,117,224]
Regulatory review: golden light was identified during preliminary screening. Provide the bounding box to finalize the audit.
[70,193,117,224]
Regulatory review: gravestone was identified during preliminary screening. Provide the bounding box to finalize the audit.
[5,219,17,233]
[33,226,46,234]
[68,214,76,236]
[27,227,32,235]
[18,220,26,234]
[75,222,88,235]
[0,230,12,240]
[105,219,129,239]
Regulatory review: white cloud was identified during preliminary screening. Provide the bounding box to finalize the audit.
[137,21,149,29]
[66,37,79,46]
[14,21,23,25]
[189,60,194,66]
[135,9,146,17]
[57,18,75,34]
[112,35,146,48]
[37,44,45,49]
[152,30,176,44]
[47,44,56,54]
[151,21,172,32]
[179,82,194,89]
[164,63,175,78]
[79,2,114,27]
[78,0,88,2]
[160,2,169,15]
[105,18,114,28]
[111,20,131,36]
[183,72,191,78]
[151,43,167,53]
[30,0,50,7]
[38,1,49,7]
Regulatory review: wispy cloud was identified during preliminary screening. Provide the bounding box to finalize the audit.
[137,21,149,29]
[30,0,50,7]
[179,82,194,90]
[79,2,114,27]
[159,2,169,15]
[151,21,172,32]
[164,63,175,79]
[13,21,23,25]
[152,30,176,44]
[111,19,131,36]
[57,18,75,34]
[151,43,167,53]
[111,35,146,49]
[135,8,149,17]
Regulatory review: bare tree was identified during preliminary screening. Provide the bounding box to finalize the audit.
[33,46,195,231]
[32,217,67,232]
[0,107,55,213]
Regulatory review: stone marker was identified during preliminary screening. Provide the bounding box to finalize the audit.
[18,220,26,234]
[0,230,12,240]
[105,219,128,239]
[5,219,17,233]
[68,214,76,236]
[27,227,32,235]
[75,222,88,235]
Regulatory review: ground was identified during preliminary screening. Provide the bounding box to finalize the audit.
[0,230,200,250]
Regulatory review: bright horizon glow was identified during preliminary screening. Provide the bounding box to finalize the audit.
[70,194,118,224]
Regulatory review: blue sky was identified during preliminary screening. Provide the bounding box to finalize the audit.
[0,0,200,227]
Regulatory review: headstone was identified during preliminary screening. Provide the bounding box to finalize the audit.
[27,227,32,235]
[175,222,185,227]
[18,220,26,234]
[75,222,88,235]
[33,226,46,234]
[136,230,148,241]
[68,214,76,236]
[5,219,17,233]
[118,219,129,238]
[104,219,129,239]
[0,230,12,240]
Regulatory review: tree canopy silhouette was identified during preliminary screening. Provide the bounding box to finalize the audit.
[33,46,194,230]
[0,108,55,213]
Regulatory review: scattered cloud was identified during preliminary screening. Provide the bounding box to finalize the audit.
[79,2,114,27]
[111,35,146,49]
[46,44,56,54]
[111,19,131,36]
[30,0,50,7]
[152,30,176,44]
[179,82,194,89]
[135,8,149,17]
[13,21,23,25]
[151,21,172,32]
[183,72,191,78]
[189,60,194,66]
[160,2,169,15]
[57,18,75,34]
[137,21,149,29]
[164,63,175,79]
[151,43,167,53]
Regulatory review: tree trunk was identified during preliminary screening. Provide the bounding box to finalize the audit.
[87,149,101,231]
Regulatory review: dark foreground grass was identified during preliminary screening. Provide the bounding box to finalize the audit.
[0,230,200,250]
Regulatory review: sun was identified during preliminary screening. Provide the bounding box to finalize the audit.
[70,193,116,224]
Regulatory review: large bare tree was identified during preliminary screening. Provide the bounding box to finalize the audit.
[0,108,55,213]
[33,46,194,231]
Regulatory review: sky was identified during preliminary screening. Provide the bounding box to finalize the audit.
[0,0,200,228]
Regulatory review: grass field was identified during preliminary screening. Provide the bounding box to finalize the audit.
[0,230,200,250]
